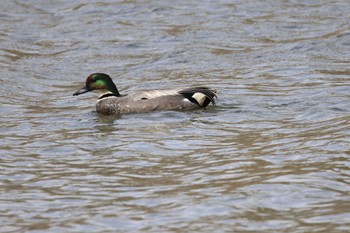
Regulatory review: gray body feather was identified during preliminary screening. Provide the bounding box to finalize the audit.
[96,87,217,115]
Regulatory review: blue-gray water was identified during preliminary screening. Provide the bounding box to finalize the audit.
[1,1,350,232]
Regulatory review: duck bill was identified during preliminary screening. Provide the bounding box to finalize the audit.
[73,86,90,96]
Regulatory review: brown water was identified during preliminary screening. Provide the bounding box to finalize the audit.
[1,1,350,232]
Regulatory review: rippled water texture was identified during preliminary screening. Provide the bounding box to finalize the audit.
[1,0,350,232]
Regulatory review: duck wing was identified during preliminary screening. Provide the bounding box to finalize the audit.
[128,89,180,101]
[129,87,217,107]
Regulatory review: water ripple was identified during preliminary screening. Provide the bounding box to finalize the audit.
[1,0,350,232]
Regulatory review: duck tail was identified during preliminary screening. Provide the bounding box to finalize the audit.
[179,87,217,107]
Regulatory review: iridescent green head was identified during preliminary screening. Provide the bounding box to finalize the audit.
[73,73,120,96]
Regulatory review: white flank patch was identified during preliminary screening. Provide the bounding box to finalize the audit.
[192,92,206,106]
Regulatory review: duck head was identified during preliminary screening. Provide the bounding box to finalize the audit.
[73,73,120,96]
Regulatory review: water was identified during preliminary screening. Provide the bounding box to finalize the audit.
[1,0,350,232]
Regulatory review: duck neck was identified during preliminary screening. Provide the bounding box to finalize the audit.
[108,83,121,97]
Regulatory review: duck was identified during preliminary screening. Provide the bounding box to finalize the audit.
[73,73,217,115]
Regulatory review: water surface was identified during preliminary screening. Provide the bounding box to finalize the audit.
[1,0,350,232]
